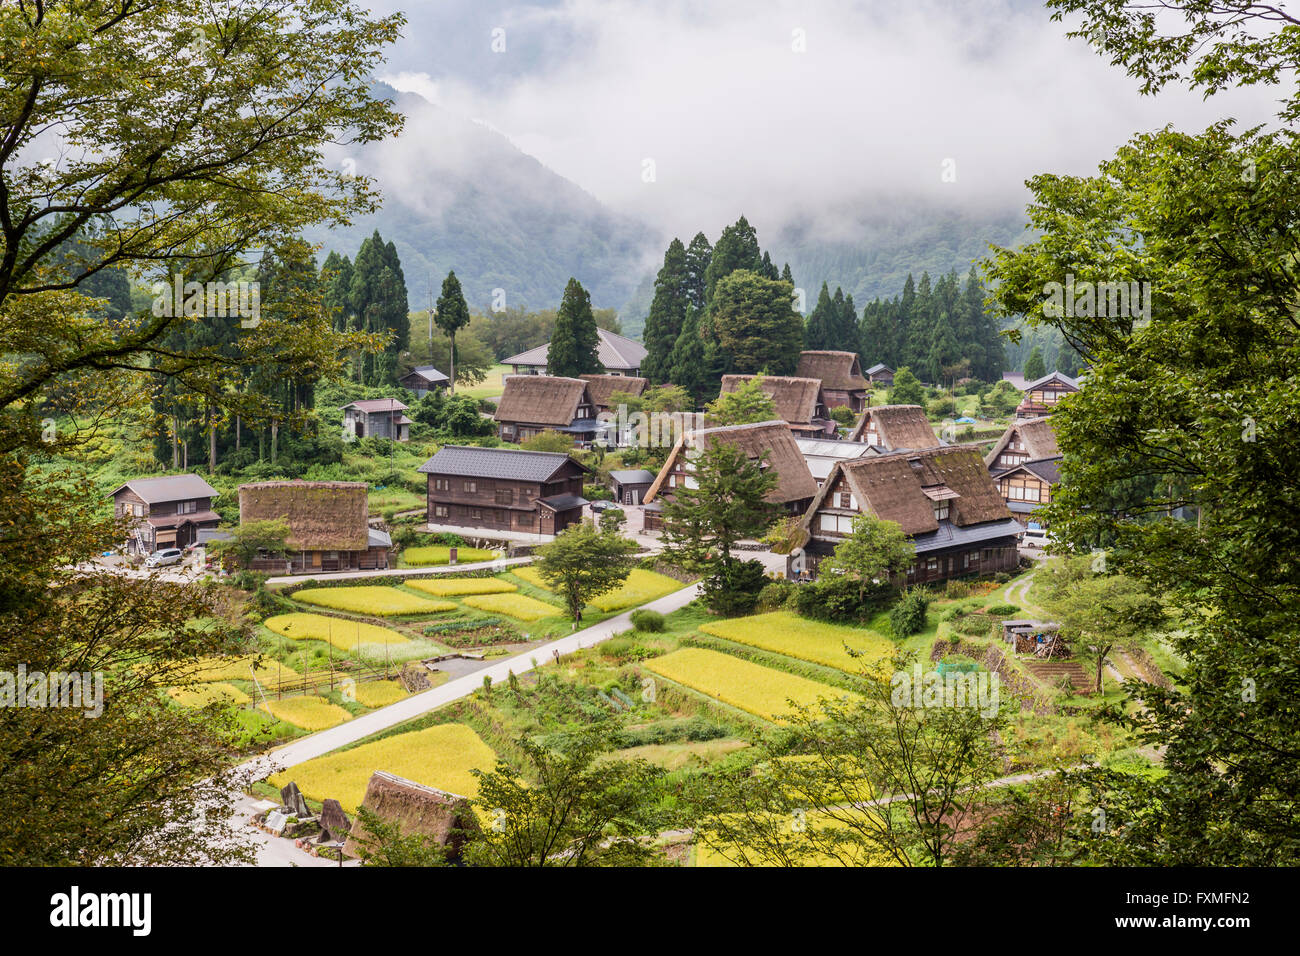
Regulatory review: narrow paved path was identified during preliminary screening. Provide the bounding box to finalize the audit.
[238,581,701,780]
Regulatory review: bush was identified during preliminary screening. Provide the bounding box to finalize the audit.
[756,579,796,612]
[795,573,893,624]
[944,578,973,599]
[701,558,768,616]
[889,589,932,638]
[986,603,1020,617]
[584,483,613,501]
[828,405,857,427]
[927,396,956,418]
[629,609,665,632]
[993,571,1013,583]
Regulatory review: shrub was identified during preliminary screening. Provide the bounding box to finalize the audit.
[889,589,932,638]
[629,609,665,632]
[993,571,1013,583]
[927,396,956,417]
[700,558,768,616]
[584,483,614,501]
[986,603,1020,617]
[794,573,894,624]
[944,578,973,599]
[756,579,796,612]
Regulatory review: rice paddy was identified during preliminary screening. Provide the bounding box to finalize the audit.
[511,566,682,611]
[406,577,519,597]
[268,723,496,813]
[700,611,894,674]
[461,592,560,621]
[177,655,295,684]
[292,586,457,617]
[264,613,409,651]
[259,695,353,731]
[350,680,409,708]
[166,682,250,708]
[403,545,501,567]
[644,648,857,722]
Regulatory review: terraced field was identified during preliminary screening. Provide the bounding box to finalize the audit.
[700,611,893,674]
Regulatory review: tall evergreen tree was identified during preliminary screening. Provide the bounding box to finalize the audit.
[667,305,708,404]
[780,262,794,284]
[684,232,713,312]
[703,215,764,307]
[434,269,471,392]
[548,278,601,377]
[712,270,804,375]
[643,238,690,383]
[348,230,409,385]
[1023,344,1047,381]
[803,282,834,350]
[320,251,354,332]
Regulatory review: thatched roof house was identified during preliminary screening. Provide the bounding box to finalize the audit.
[847,403,940,450]
[343,771,479,861]
[796,351,870,411]
[795,446,1022,584]
[718,374,835,437]
[645,420,818,513]
[580,373,649,413]
[237,480,389,574]
[494,375,598,445]
[986,416,1060,473]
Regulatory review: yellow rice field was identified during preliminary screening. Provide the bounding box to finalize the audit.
[406,577,518,597]
[264,613,408,651]
[292,586,457,617]
[268,723,496,813]
[403,545,501,566]
[700,611,894,674]
[644,648,857,722]
[260,695,353,731]
[350,680,408,708]
[512,566,682,611]
[461,592,559,621]
[177,655,296,684]
[166,682,250,708]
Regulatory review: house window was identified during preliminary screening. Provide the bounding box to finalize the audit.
[133,503,144,517]
[495,489,513,505]
[177,500,197,515]
[933,501,950,520]
[518,512,533,528]
[470,508,481,521]
[434,505,449,519]
[837,492,853,509]
[926,557,938,572]
[463,480,477,493]
[434,478,449,491]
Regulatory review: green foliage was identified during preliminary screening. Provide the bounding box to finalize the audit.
[548,278,602,377]
[353,806,450,866]
[710,270,804,375]
[629,609,666,632]
[888,366,927,405]
[795,572,894,624]
[700,558,769,616]
[661,440,778,568]
[705,375,778,426]
[1022,344,1046,382]
[411,390,494,437]
[756,578,797,612]
[828,405,858,427]
[889,589,932,638]
[521,430,576,453]
[210,519,290,567]
[534,521,639,622]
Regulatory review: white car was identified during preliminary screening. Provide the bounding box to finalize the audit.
[1020,527,1050,549]
[145,547,184,567]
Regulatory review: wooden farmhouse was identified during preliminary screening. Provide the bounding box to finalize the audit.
[986,417,1062,525]
[796,350,870,412]
[579,373,649,415]
[493,375,599,446]
[502,327,648,377]
[847,403,941,450]
[399,366,450,399]
[644,420,819,529]
[237,480,391,574]
[718,374,836,438]
[418,445,590,536]
[341,398,412,442]
[1016,371,1080,420]
[107,474,222,554]
[794,446,1023,584]
[864,363,894,385]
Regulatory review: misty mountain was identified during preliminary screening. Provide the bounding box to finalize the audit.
[306,83,656,314]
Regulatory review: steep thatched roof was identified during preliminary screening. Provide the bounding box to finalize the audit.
[644,420,818,506]
[848,404,939,449]
[803,446,1012,538]
[985,416,1060,468]
[342,771,479,861]
[580,373,648,410]
[238,481,369,551]
[796,351,868,390]
[719,375,825,426]
[494,375,590,426]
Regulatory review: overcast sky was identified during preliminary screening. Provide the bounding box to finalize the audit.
[368,0,1282,239]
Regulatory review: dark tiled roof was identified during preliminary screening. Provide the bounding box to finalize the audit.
[403,366,449,384]
[1022,456,1062,484]
[107,473,218,503]
[910,517,1025,554]
[417,445,585,482]
[536,494,588,511]
[1023,371,1080,391]
[608,469,656,484]
[342,398,409,413]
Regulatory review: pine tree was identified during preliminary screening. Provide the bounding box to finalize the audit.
[712,270,804,375]
[781,262,793,284]
[320,251,354,332]
[703,215,764,307]
[804,282,834,350]
[1023,344,1047,381]
[667,305,708,404]
[549,278,602,377]
[643,238,689,383]
[434,269,471,392]
[760,250,779,280]
[684,232,712,311]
